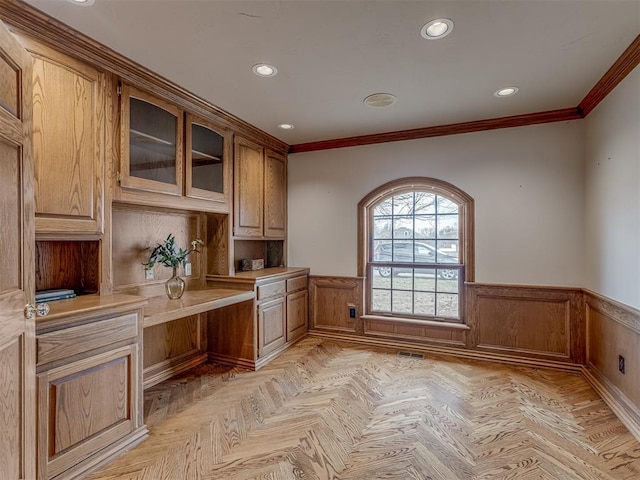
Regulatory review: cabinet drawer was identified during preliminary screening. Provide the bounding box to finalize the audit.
[257,280,286,301]
[37,313,138,366]
[287,275,308,293]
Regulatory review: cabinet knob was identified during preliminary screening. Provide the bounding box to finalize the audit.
[24,303,50,319]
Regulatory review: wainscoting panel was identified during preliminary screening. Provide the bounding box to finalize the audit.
[309,276,363,334]
[364,317,467,346]
[584,290,640,439]
[468,284,584,363]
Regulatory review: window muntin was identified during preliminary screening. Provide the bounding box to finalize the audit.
[369,191,462,321]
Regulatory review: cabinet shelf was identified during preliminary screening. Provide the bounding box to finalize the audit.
[130,128,176,161]
[191,149,222,164]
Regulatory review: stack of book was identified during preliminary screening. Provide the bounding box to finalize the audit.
[35,289,76,302]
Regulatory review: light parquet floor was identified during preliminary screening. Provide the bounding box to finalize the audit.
[87,338,640,480]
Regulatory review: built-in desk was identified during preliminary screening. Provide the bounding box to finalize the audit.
[142,288,256,388]
[143,288,255,328]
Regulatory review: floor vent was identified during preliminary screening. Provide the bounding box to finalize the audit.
[397,351,425,359]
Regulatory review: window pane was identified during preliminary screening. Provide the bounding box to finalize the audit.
[393,216,414,239]
[373,240,392,261]
[373,217,392,239]
[392,290,413,314]
[414,192,436,214]
[436,293,459,317]
[437,214,458,239]
[393,193,413,215]
[414,292,435,316]
[374,198,392,216]
[437,196,458,214]
[392,241,414,263]
[414,242,436,263]
[415,215,436,239]
[391,272,413,290]
[371,267,391,288]
[413,268,436,291]
[437,240,458,263]
[372,289,391,312]
[437,274,459,293]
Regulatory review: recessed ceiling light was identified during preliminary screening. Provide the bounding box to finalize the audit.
[420,18,454,40]
[252,64,277,77]
[277,123,294,130]
[67,0,95,5]
[494,86,520,97]
[364,93,396,108]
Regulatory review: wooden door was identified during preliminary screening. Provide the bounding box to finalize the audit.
[233,136,264,238]
[0,21,36,480]
[185,113,232,205]
[264,150,287,239]
[21,37,106,235]
[286,290,308,342]
[258,297,286,357]
[120,84,183,196]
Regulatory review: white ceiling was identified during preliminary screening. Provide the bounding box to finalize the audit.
[24,0,640,146]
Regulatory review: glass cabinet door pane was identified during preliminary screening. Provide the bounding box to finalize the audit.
[191,123,223,193]
[129,97,177,185]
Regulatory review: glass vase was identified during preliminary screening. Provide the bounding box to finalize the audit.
[165,266,185,299]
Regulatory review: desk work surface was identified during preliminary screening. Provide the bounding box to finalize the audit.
[143,288,255,328]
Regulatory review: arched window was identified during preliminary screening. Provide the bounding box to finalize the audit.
[358,177,474,323]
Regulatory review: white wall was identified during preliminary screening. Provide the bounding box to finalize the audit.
[584,66,640,309]
[288,121,585,286]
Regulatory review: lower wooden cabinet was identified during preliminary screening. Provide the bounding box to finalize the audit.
[35,299,147,480]
[258,297,286,357]
[287,289,308,342]
[208,268,309,369]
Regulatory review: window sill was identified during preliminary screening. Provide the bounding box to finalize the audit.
[361,314,470,331]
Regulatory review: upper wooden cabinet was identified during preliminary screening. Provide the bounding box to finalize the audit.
[118,84,231,213]
[25,38,107,235]
[234,136,287,239]
[185,113,232,204]
[120,84,183,196]
[264,150,287,238]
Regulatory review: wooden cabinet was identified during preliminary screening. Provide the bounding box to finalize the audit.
[264,150,287,238]
[22,37,107,235]
[120,84,183,196]
[35,298,147,480]
[185,113,232,204]
[118,85,231,213]
[258,297,286,357]
[287,288,308,342]
[234,136,287,239]
[0,20,36,480]
[208,268,309,369]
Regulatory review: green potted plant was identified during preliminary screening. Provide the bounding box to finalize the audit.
[143,234,203,299]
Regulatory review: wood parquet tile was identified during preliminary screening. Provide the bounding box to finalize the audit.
[86,338,640,480]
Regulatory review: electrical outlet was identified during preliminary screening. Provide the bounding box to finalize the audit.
[619,355,625,374]
[144,268,154,280]
[184,263,192,276]
[348,305,356,319]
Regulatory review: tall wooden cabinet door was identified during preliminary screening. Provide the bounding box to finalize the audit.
[258,297,286,357]
[0,21,36,480]
[287,290,308,342]
[264,150,286,239]
[185,113,232,205]
[24,39,106,235]
[233,136,264,237]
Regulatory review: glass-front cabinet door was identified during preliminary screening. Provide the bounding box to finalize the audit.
[120,84,183,195]
[185,113,231,203]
